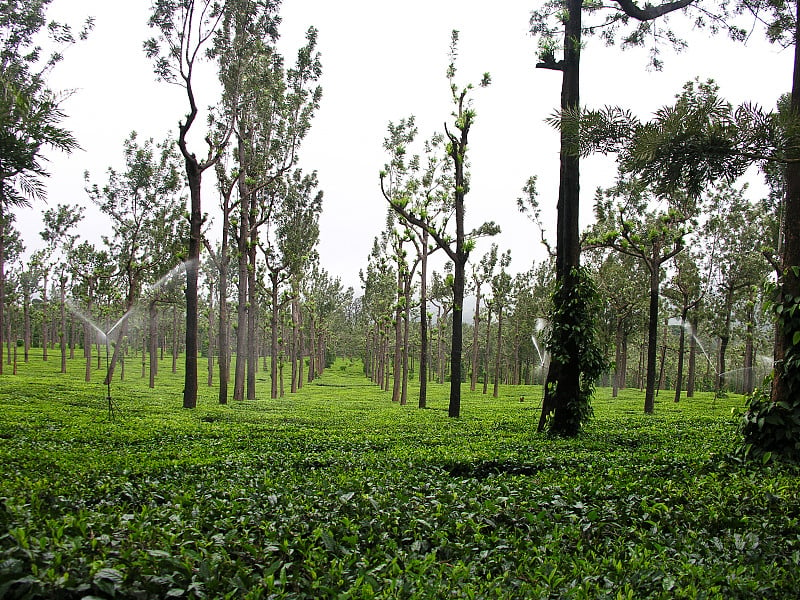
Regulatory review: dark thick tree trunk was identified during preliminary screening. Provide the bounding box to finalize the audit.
[539,0,582,432]
[772,0,800,404]
[644,263,660,413]
[183,158,201,409]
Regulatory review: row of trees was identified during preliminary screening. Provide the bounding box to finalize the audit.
[1,0,361,404]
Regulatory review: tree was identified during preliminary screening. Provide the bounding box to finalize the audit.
[470,245,498,392]
[530,0,733,434]
[86,133,185,385]
[662,247,706,400]
[1,1,91,375]
[489,250,512,398]
[40,203,83,374]
[588,179,693,412]
[380,117,451,408]
[381,31,495,418]
[703,183,769,394]
[145,0,233,408]
[260,169,322,399]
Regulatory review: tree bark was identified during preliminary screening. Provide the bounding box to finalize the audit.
[470,282,482,391]
[644,261,660,413]
[493,306,503,398]
[539,0,582,432]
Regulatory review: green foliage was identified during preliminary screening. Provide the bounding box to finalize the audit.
[741,279,800,463]
[546,267,608,436]
[2,353,800,598]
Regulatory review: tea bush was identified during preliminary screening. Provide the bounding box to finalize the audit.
[1,352,798,598]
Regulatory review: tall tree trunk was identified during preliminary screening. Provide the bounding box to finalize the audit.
[0,199,5,376]
[183,158,201,409]
[172,305,178,374]
[401,275,411,406]
[270,273,280,399]
[308,314,317,381]
[773,0,800,405]
[42,273,49,361]
[717,283,734,393]
[539,0,582,432]
[493,306,503,398]
[470,283,481,391]
[59,275,67,374]
[419,233,429,408]
[613,318,624,398]
[674,309,688,402]
[644,263,660,414]
[246,241,258,400]
[207,279,214,387]
[149,301,158,389]
[483,306,493,395]
[291,291,299,394]
[392,269,403,403]
[687,314,698,397]
[743,288,755,395]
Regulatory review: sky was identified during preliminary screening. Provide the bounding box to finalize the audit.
[19,0,796,293]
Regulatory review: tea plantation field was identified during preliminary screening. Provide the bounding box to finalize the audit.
[1,354,798,599]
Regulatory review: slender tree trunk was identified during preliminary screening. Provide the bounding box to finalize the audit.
[657,318,668,392]
[674,309,688,402]
[401,275,411,406]
[59,275,67,374]
[687,315,698,397]
[172,305,178,374]
[246,241,257,400]
[470,283,481,391]
[392,269,403,403]
[613,318,624,398]
[149,301,158,388]
[308,315,317,381]
[717,283,734,393]
[493,306,503,398]
[419,234,429,408]
[270,273,280,399]
[42,274,49,361]
[743,289,755,395]
[207,279,214,387]
[291,291,299,394]
[644,263,660,414]
[298,305,304,390]
[0,200,4,376]
[483,306,492,395]
[24,291,30,363]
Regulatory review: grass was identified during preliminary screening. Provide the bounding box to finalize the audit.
[1,349,799,599]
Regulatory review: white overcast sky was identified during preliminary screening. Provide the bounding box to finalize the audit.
[20,1,795,292]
